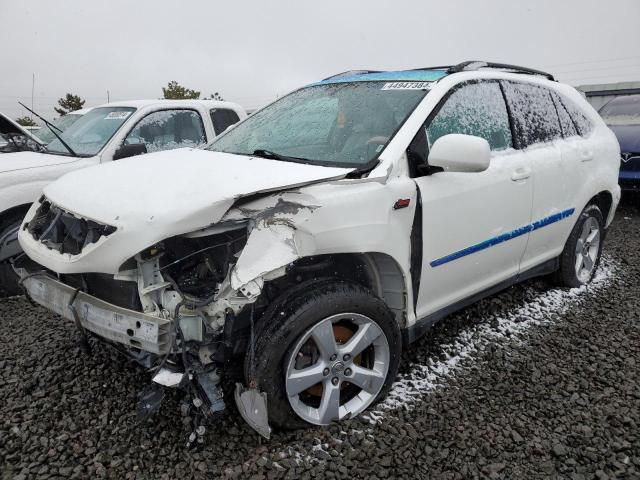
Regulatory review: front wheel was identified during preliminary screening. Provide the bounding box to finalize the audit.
[246,280,401,430]
[556,204,604,288]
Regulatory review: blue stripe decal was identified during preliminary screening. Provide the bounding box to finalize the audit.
[429,208,575,268]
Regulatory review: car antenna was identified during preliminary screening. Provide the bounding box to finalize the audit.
[18,101,78,157]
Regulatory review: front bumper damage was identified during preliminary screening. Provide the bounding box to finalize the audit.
[16,266,268,441]
[18,269,171,354]
[15,192,322,441]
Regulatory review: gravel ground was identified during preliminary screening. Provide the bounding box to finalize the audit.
[1,198,639,480]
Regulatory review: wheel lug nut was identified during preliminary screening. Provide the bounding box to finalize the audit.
[323,368,330,376]
[344,368,352,376]
[330,354,337,361]
[331,377,339,386]
[343,354,351,361]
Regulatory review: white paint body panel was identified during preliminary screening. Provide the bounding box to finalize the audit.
[415,149,533,318]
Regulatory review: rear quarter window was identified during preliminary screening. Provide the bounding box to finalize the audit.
[560,96,594,137]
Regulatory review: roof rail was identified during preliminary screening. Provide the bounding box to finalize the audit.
[321,70,381,81]
[448,61,555,81]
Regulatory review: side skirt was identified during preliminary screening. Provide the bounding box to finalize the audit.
[402,256,559,345]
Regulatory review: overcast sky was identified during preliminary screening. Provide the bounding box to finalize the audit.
[1,0,640,120]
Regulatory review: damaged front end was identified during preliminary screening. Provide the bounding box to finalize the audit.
[16,198,305,440]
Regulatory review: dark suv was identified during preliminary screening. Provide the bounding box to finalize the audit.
[599,94,640,190]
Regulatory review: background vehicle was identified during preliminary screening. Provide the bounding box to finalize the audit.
[0,99,246,295]
[599,94,640,191]
[31,108,91,145]
[0,112,44,153]
[16,62,620,437]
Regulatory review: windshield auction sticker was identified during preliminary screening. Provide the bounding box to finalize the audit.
[381,81,431,90]
[105,111,132,120]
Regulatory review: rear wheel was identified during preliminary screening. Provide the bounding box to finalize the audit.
[246,280,401,429]
[556,204,604,288]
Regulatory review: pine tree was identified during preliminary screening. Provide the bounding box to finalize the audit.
[15,116,37,127]
[162,81,200,99]
[207,92,224,101]
[55,93,86,116]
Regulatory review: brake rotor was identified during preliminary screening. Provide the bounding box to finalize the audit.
[306,323,361,397]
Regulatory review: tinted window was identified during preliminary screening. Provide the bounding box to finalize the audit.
[502,81,562,147]
[562,97,594,136]
[210,108,241,135]
[426,82,512,150]
[551,92,578,138]
[124,109,206,153]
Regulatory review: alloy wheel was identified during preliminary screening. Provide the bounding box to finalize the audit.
[285,313,390,425]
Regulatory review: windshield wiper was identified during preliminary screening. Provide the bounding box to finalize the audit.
[18,102,78,157]
[251,149,311,164]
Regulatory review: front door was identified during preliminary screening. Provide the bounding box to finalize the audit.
[412,81,533,319]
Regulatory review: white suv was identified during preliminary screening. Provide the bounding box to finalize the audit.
[16,62,620,437]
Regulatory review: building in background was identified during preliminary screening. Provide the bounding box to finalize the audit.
[577,81,640,111]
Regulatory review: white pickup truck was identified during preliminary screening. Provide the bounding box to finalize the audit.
[0,99,246,294]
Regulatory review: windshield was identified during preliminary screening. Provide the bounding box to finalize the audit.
[47,106,136,156]
[599,94,640,126]
[35,113,84,144]
[208,81,429,167]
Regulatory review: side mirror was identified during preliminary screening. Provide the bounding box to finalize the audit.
[428,134,490,173]
[113,143,147,160]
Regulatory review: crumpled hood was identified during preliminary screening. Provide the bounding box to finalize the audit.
[45,148,352,227]
[0,150,79,174]
[24,148,352,274]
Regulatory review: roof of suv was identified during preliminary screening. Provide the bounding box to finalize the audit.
[318,61,555,86]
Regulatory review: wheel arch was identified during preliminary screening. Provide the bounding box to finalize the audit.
[588,190,614,227]
[0,203,32,229]
[269,252,408,328]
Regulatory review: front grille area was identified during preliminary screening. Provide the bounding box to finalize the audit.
[27,199,116,255]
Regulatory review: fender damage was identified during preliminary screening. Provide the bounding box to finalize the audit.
[16,150,360,440]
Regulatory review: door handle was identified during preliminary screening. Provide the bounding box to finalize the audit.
[511,167,531,181]
[580,149,594,162]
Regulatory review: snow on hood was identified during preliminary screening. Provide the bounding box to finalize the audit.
[44,148,353,234]
[0,150,79,174]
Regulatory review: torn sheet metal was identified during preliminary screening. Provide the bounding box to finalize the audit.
[230,223,302,291]
[234,384,271,439]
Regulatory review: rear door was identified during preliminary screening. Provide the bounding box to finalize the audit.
[413,80,534,318]
[501,81,585,271]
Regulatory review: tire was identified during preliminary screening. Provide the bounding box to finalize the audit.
[0,211,27,297]
[245,279,402,430]
[556,204,604,288]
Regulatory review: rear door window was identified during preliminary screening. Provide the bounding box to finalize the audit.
[124,109,206,152]
[426,81,513,151]
[502,81,562,148]
[210,108,241,135]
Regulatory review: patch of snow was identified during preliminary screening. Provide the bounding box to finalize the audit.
[363,256,616,422]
